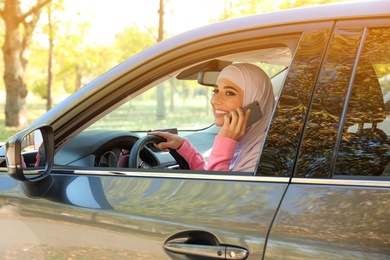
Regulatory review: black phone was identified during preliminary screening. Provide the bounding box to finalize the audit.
[242,101,262,126]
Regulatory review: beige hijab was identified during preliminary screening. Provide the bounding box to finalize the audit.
[216,63,275,172]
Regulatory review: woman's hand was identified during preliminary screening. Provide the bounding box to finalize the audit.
[218,107,251,141]
[147,131,185,152]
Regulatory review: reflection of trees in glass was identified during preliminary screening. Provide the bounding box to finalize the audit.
[297,29,363,178]
[101,177,283,236]
[257,30,330,177]
[335,28,390,176]
[270,186,390,252]
[295,28,390,177]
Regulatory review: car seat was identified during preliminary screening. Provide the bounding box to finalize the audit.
[335,64,390,176]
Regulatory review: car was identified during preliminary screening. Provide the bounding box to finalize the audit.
[1,1,389,259]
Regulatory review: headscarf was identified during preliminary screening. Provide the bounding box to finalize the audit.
[216,63,275,172]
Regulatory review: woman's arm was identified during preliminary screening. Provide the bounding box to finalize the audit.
[177,135,237,171]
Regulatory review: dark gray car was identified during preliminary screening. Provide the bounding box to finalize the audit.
[1,1,389,259]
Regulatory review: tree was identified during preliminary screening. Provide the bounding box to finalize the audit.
[156,0,166,120]
[279,0,353,9]
[0,0,51,127]
[46,1,53,110]
[114,26,155,63]
[212,0,278,22]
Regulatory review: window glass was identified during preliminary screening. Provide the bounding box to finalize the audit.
[296,27,390,178]
[257,29,331,176]
[295,28,364,178]
[334,28,390,176]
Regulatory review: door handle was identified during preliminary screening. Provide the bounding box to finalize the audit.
[164,241,249,259]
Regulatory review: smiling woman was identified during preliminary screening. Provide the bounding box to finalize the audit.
[1,1,389,259]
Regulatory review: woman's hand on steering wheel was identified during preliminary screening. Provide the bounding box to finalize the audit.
[147,131,185,152]
[129,134,189,169]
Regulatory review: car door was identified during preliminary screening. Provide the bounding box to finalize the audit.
[263,19,390,259]
[1,20,336,260]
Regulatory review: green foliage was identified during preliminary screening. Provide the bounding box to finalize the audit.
[212,0,358,22]
[1,0,376,130]
[24,0,341,101]
[279,0,355,9]
[0,93,46,141]
[30,77,48,99]
[114,26,157,63]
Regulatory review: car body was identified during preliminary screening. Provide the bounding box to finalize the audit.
[1,1,390,259]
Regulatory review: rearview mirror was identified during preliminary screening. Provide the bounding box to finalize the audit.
[197,71,220,86]
[5,125,54,182]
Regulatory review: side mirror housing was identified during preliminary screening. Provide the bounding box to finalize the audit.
[5,124,54,182]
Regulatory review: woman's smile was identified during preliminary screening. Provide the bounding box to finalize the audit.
[214,109,229,117]
[210,78,244,126]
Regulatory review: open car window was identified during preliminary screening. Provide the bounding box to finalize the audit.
[55,43,295,169]
[87,50,289,132]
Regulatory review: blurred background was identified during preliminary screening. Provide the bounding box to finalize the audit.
[0,0,364,140]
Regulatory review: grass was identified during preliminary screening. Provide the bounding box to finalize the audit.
[0,91,214,143]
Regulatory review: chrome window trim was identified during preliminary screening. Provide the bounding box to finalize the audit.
[61,169,291,183]
[291,178,390,187]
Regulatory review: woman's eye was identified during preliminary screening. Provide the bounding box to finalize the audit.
[212,89,218,94]
[226,91,235,96]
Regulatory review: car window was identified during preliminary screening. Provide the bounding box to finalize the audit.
[88,76,215,131]
[56,43,296,169]
[256,29,331,176]
[87,62,285,132]
[295,26,390,178]
[334,28,390,177]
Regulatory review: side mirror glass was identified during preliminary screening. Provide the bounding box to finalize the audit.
[5,125,54,182]
[197,71,220,86]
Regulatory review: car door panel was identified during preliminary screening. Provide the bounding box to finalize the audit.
[264,182,390,259]
[1,170,289,259]
[86,173,289,259]
[264,19,390,259]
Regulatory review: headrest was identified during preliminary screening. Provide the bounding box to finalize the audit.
[344,64,386,125]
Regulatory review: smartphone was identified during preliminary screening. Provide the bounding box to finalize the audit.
[242,101,263,126]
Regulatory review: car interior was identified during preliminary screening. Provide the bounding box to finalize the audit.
[50,46,293,171]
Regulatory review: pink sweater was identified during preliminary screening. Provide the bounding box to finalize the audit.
[177,135,237,171]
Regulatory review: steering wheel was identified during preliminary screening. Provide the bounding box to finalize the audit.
[128,135,190,169]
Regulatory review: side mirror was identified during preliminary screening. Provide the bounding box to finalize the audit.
[197,71,220,86]
[5,125,54,182]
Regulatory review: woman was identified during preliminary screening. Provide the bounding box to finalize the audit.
[151,63,275,172]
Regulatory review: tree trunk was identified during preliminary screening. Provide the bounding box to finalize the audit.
[46,2,54,111]
[75,65,82,91]
[2,0,28,127]
[156,0,166,120]
[1,0,51,127]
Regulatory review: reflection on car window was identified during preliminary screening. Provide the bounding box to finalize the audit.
[334,28,390,177]
[295,28,364,178]
[296,27,390,178]
[257,29,331,177]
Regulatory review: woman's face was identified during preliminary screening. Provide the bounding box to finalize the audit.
[210,78,244,127]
